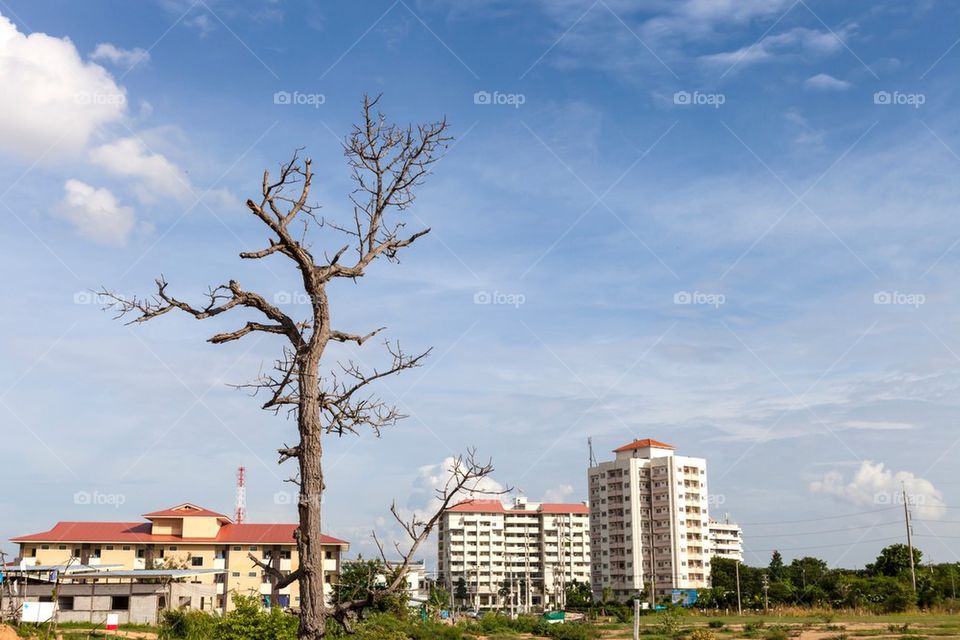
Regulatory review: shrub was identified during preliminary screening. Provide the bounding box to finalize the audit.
[708,621,726,629]
[690,629,717,640]
[764,625,790,640]
[656,609,684,638]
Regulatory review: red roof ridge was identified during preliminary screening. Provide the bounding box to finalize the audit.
[143,503,231,520]
[539,503,589,514]
[613,438,674,453]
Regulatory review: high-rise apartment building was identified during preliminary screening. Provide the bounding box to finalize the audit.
[587,439,711,601]
[437,497,590,612]
[708,517,744,563]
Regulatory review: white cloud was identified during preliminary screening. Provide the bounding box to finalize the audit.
[0,14,126,158]
[90,43,150,70]
[89,137,192,203]
[543,483,574,503]
[805,72,852,91]
[55,179,135,246]
[701,27,848,69]
[404,457,507,519]
[810,460,946,520]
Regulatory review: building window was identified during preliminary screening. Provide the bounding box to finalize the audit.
[248,572,257,577]
[324,551,333,560]
[137,549,147,559]
[233,546,242,552]
[192,557,204,567]
[105,546,114,551]
[281,550,291,560]
[232,572,240,577]
[169,546,178,551]
[249,546,258,552]
[58,545,67,550]
[58,597,74,611]
[111,596,130,611]
[123,546,131,551]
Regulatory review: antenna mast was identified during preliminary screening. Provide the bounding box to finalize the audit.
[588,437,597,467]
[235,466,247,524]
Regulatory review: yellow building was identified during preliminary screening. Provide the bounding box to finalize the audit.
[11,503,349,612]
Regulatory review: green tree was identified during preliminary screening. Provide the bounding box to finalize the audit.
[768,551,785,583]
[334,557,407,615]
[867,544,923,579]
[455,577,469,607]
[565,580,593,609]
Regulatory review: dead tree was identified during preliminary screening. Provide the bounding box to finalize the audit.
[101,95,496,638]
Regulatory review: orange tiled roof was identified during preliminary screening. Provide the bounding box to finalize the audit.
[11,521,348,546]
[613,438,674,453]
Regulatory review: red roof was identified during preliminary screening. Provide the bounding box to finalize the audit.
[446,499,506,513]
[143,503,231,520]
[539,503,589,514]
[613,438,674,453]
[11,521,348,546]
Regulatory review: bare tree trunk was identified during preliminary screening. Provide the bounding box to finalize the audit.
[100,95,500,638]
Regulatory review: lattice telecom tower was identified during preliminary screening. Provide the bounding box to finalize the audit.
[235,465,247,524]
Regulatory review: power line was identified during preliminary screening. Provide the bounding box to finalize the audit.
[746,520,902,539]
[747,536,904,554]
[740,507,900,526]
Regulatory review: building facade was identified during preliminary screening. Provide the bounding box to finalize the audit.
[587,439,711,601]
[708,517,744,563]
[10,503,348,612]
[437,497,590,612]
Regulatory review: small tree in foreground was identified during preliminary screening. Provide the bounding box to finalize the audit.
[103,95,503,638]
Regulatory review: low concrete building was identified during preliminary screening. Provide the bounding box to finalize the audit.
[0,566,220,625]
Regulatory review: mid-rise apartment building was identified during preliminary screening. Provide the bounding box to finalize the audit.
[708,517,744,563]
[437,497,590,612]
[11,503,348,612]
[587,439,711,601]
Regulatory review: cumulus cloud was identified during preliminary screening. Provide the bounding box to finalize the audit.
[543,483,574,503]
[805,73,852,91]
[810,460,946,520]
[89,137,192,203]
[90,43,150,70]
[404,456,507,519]
[55,179,135,246]
[0,14,126,158]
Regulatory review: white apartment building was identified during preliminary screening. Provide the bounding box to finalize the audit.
[588,439,711,602]
[437,497,590,612]
[708,517,744,563]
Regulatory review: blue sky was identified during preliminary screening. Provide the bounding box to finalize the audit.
[2,0,960,570]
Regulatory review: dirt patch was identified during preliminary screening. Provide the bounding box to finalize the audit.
[0,624,19,640]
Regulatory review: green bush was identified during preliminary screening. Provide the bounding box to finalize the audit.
[707,621,726,629]
[159,595,297,640]
[690,629,716,640]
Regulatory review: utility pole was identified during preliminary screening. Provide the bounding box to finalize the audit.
[735,560,743,616]
[903,487,918,595]
[761,574,770,612]
[633,598,640,640]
